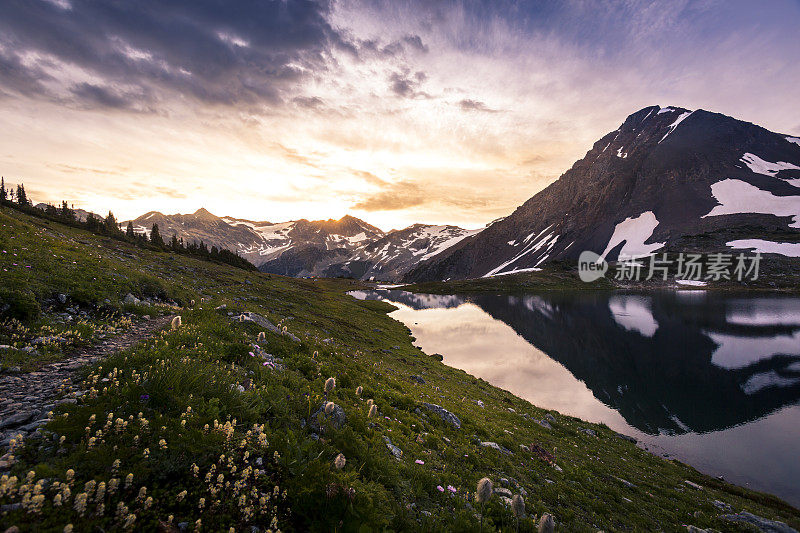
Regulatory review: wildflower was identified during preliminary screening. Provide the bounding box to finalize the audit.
[66,469,75,482]
[355,386,363,397]
[108,478,119,494]
[334,453,346,470]
[257,331,265,342]
[437,485,444,492]
[176,490,187,502]
[477,478,493,503]
[137,486,147,501]
[144,496,153,509]
[143,448,150,458]
[324,402,335,415]
[96,481,106,501]
[366,399,374,407]
[198,497,206,509]
[123,513,136,529]
[538,513,555,533]
[171,316,182,330]
[415,459,425,465]
[191,463,199,477]
[64,525,74,533]
[159,438,167,449]
[112,459,121,472]
[368,405,377,418]
[53,493,63,506]
[324,377,335,394]
[512,494,525,519]
[124,473,134,488]
[447,485,457,493]
[73,492,88,515]
[195,519,202,531]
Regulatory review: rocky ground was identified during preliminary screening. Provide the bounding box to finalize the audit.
[0,315,173,461]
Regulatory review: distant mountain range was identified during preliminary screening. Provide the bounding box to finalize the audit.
[113,105,800,283]
[122,210,480,280]
[406,105,800,281]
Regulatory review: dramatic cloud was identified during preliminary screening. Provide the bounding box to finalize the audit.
[0,0,799,230]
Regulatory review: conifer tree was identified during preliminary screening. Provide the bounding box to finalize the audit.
[126,221,135,238]
[150,223,164,246]
[16,184,29,206]
[0,177,6,204]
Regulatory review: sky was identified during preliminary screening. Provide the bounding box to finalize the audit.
[1,0,799,231]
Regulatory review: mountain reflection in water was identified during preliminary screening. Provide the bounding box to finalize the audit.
[349,289,800,506]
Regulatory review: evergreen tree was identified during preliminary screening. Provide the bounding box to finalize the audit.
[150,223,164,246]
[0,177,6,204]
[104,211,120,234]
[170,234,179,250]
[45,203,58,216]
[60,201,75,221]
[16,184,29,206]
[126,221,135,238]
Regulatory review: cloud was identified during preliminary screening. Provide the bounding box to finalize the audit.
[458,99,500,113]
[0,0,350,111]
[351,180,425,211]
[388,69,429,98]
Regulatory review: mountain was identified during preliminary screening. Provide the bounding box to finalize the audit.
[124,210,479,280]
[405,106,800,281]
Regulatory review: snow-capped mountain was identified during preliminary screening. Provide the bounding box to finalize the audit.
[123,210,479,280]
[405,106,800,281]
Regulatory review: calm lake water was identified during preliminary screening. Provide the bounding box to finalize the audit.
[349,289,800,507]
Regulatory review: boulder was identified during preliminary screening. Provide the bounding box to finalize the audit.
[421,403,461,429]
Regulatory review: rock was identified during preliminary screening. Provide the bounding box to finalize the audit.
[410,375,426,384]
[685,526,710,533]
[579,427,597,437]
[215,304,227,310]
[421,403,461,429]
[19,419,50,432]
[684,480,703,490]
[536,419,552,429]
[384,437,403,460]
[430,353,444,361]
[616,477,636,489]
[479,441,513,455]
[711,500,732,512]
[720,512,798,533]
[57,293,67,304]
[0,411,36,430]
[499,477,510,487]
[494,487,513,498]
[308,402,346,433]
[237,312,301,342]
[123,293,140,305]
[545,413,556,423]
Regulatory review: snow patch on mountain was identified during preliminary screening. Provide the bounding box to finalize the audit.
[703,179,800,228]
[786,136,800,147]
[659,111,692,143]
[484,229,558,277]
[709,330,800,370]
[599,211,665,261]
[726,239,800,257]
[740,153,800,177]
[616,147,628,158]
[657,106,676,114]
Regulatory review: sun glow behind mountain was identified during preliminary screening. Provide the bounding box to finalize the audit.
[1,0,799,230]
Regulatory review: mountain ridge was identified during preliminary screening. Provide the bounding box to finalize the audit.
[405,105,800,282]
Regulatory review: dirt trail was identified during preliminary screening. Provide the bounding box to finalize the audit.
[0,315,174,450]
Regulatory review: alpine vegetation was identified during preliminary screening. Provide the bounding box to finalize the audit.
[324,377,336,394]
[477,477,493,531]
[334,453,346,470]
[171,316,182,330]
[538,512,555,533]
[512,493,526,530]
[368,404,377,418]
[324,402,336,415]
[257,331,266,342]
[355,385,363,397]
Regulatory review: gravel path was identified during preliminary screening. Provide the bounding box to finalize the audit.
[0,315,174,453]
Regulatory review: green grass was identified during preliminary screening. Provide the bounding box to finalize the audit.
[1,206,798,532]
